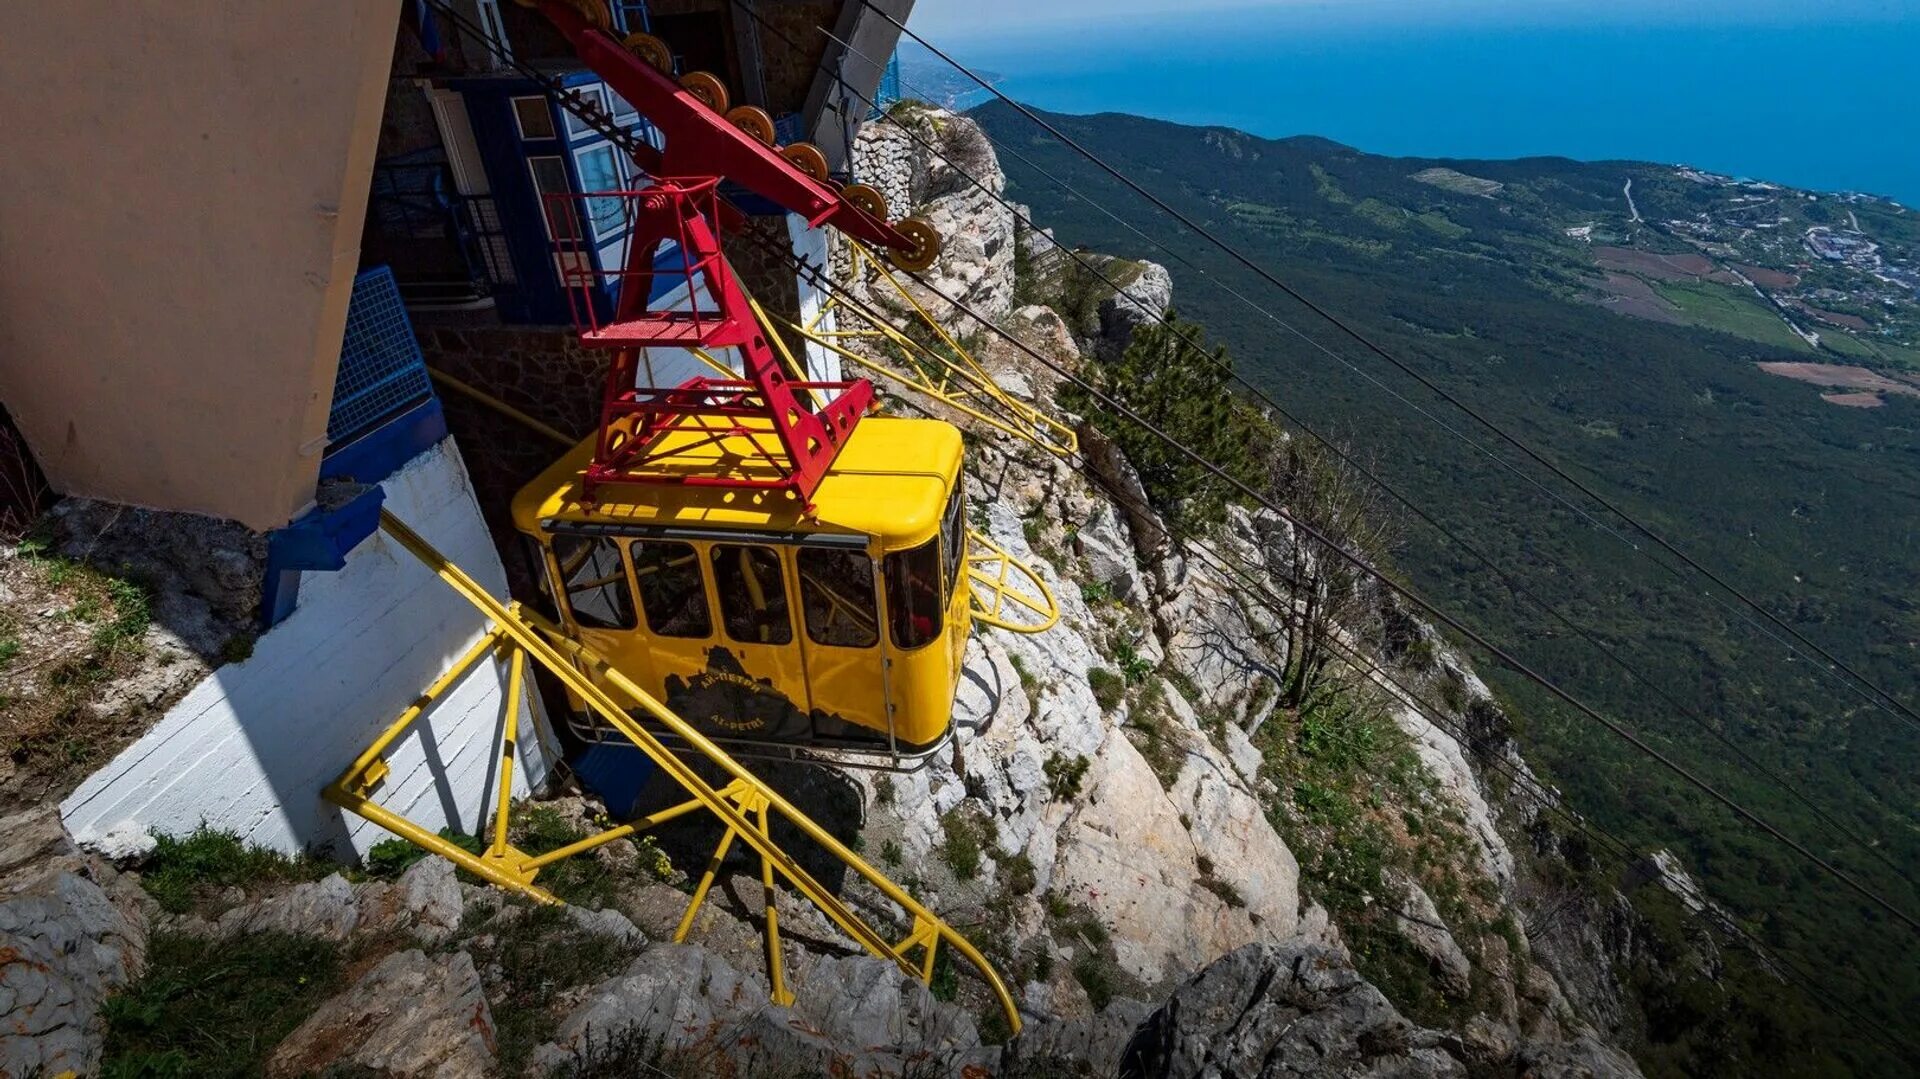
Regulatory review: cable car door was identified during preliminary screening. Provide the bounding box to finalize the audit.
[690,542,813,743]
[793,543,891,746]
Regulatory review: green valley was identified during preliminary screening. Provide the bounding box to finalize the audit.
[973,102,1920,1075]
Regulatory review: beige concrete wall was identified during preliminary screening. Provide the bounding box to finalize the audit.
[0,1,402,530]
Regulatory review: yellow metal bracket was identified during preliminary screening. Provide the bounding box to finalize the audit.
[323,510,1022,1033]
[965,528,1060,633]
[793,240,1078,458]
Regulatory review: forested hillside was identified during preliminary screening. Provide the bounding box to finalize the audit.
[972,101,1920,1072]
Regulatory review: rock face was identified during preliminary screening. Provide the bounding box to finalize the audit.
[0,806,149,1079]
[1096,258,1174,361]
[1124,933,1466,1078]
[533,943,989,1076]
[851,106,1017,321]
[267,949,497,1078]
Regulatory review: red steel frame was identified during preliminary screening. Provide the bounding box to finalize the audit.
[547,180,871,506]
[528,0,920,509]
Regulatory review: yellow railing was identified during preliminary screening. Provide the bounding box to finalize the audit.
[966,528,1060,633]
[795,240,1078,459]
[324,510,1021,1032]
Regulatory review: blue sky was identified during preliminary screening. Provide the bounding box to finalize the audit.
[907,0,1918,40]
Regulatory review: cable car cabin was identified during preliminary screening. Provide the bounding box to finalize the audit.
[511,415,971,762]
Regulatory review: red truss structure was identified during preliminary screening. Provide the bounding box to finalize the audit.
[547,179,872,507]
[527,0,947,510]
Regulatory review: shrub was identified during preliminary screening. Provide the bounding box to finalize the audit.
[1111,639,1154,684]
[1059,310,1271,532]
[940,810,988,881]
[1003,852,1038,896]
[1044,753,1090,801]
[1086,667,1125,712]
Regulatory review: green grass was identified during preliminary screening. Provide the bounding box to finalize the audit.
[1654,280,1814,351]
[1085,668,1125,712]
[140,827,333,915]
[471,902,642,1074]
[939,809,991,881]
[101,931,344,1079]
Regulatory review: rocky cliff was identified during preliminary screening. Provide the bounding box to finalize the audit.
[2,109,1662,1078]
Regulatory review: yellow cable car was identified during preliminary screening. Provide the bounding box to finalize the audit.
[512,415,977,763]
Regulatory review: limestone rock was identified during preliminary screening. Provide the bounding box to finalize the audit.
[267,949,496,1078]
[533,942,765,1069]
[1122,938,1466,1077]
[566,904,647,946]
[78,818,157,867]
[0,806,148,1079]
[356,856,465,943]
[1073,502,1149,603]
[1007,998,1154,1075]
[1515,1033,1645,1079]
[1385,872,1474,999]
[215,872,358,941]
[535,942,990,1075]
[1095,259,1174,361]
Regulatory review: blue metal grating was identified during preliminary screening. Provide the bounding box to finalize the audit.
[329,266,433,446]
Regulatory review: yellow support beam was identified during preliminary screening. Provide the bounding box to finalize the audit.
[798,240,1078,459]
[325,510,1022,1034]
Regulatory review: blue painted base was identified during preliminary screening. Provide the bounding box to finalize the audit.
[260,397,449,629]
[570,742,660,819]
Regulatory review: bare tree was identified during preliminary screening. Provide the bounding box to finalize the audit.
[1263,434,1397,711]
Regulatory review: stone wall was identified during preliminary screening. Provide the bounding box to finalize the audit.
[414,317,604,595]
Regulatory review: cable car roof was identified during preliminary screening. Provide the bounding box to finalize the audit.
[512,415,964,549]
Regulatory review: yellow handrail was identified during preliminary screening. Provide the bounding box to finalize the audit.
[966,528,1061,633]
[325,510,1021,1033]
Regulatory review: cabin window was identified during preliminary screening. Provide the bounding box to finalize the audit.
[798,548,879,648]
[631,540,711,638]
[712,544,793,645]
[523,536,560,622]
[941,486,966,594]
[511,96,555,140]
[551,534,636,630]
[527,156,579,241]
[885,537,943,650]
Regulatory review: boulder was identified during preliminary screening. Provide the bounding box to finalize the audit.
[533,943,990,1076]
[1074,502,1149,603]
[355,856,465,943]
[0,806,149,1079]
[1121,937,1466,1077]
[214,872,359,941]
[1385,872,1474,999]
[266,949,496,1078]
[1008,998,1155,1075]
[1095,259,1173,361]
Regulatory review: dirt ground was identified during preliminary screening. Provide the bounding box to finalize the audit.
[1594,246,1738,284]
[1820,392,1885,408]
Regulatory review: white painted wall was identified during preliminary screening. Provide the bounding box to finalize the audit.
[61,438,558,861]
[790,215,842,382]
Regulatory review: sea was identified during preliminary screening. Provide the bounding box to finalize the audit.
[920,8,1920,206]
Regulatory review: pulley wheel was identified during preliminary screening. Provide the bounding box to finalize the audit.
[779,142,831,182]
[566,0,613,32]
[726,105,777,147]
[887,218,942,272]
[622,31,672,72]
[840,182,890,221]
[678,71,730,113]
